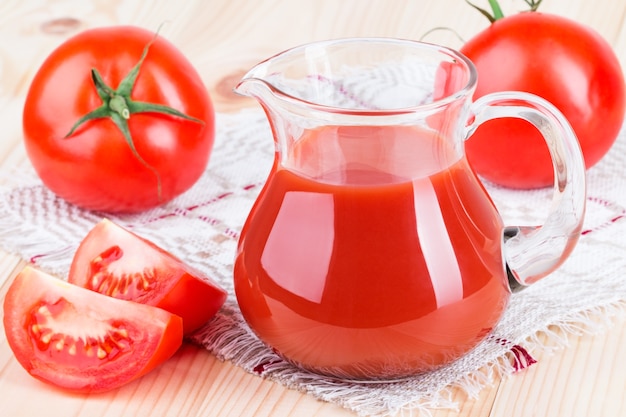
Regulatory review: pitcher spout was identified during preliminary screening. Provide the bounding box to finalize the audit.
[234,51,293,104]
[235,75,276,102]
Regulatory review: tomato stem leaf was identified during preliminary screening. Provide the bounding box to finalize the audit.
[64,106,110,138]
[127,101,203,123]
[465,0,505,22]
[487,0,504,19]
[109,111,163,201]
[524,0,542,11]
[91,69,115,101]
[117,34,153,97]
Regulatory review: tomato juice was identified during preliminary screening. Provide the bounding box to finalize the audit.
[234,125,510,379]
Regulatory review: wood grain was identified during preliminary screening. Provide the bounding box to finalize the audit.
[1,1,625,416]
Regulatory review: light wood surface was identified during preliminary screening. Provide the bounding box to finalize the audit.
[1,1,626,416]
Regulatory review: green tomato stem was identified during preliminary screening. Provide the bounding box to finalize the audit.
[466,0,542,23]
[487,0,504,20]
[465,0,499,23]
[524,0,543,11]
[109,95,130,120]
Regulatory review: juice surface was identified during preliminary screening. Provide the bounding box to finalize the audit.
[234,125,510,379]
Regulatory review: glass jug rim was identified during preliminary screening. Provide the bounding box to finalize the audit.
[237,37,479,116]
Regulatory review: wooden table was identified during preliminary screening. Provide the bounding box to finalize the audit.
[1,1,626,416]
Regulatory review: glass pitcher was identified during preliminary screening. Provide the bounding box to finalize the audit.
[233,38,586,380]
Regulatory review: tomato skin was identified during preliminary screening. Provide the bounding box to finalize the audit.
[69,219,227,334]
[460,12,625,188]
[22,26,215,212]
[3,267,183,393]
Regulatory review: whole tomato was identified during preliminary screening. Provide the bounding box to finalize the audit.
[23,26,215,212]
[460,1,625,188]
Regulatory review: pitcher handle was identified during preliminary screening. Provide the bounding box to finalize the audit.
[467,92,586,291]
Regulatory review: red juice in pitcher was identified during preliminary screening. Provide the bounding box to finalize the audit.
[234,125,510,379]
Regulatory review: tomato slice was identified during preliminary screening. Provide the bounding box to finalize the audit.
[68,219,227,334]
[3,266,183,393]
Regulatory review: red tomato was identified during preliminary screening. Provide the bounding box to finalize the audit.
[460,12,625,188]
[22,26,215,212]
[68,219,227,334]
[3,266,183,393]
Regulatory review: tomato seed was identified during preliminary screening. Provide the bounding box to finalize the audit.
[97,347,107,359]
[139,273,151,291]
[55,339,65,351]
[116,327,128,338]
[37,305,51,316]
[40,331,52,344]
[91,274,102,290]
[117,276,130,296]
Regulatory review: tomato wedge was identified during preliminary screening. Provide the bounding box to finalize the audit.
[3,266,183,393]
[68,219,227,334]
